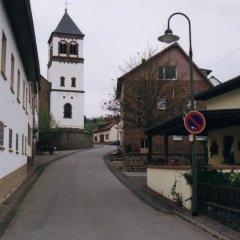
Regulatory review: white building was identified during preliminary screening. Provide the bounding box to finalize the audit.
[93,121,120,144]
[48,9,85,129]
[0,0,40,201]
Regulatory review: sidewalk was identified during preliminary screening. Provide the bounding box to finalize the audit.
[104,155,240,240]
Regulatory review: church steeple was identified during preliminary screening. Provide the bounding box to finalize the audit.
[47,10,85,129]
[53,11,84,37]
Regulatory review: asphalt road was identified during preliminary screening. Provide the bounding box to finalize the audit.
[1,145,215,240]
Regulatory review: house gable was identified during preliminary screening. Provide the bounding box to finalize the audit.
[117,43,212,99]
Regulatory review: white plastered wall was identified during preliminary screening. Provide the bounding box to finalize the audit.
[0,1,33,178]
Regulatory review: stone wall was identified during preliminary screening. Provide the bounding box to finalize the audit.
[52,128,93,150]
[124,154,147,172]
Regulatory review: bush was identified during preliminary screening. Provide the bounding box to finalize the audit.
[183,169,240,187]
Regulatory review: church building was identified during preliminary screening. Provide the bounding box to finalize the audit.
[39,9,92,150]
[47,9,85,129]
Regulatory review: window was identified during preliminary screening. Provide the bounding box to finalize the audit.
[25,87,28,113]
[157,96,166,110]
[196,136,206,141]
[158,66,176,80]
[17,70,20,102]
[105,134,109,140]
[16,134,19,153]
[23,81,25,109]
[64,103,72,118]
[173,135,183,141]
[1,31,7,78]
[70,42,78,55]
[60,77,65,87]
[10,54,15,92]
[28,83,32,109]
[9,129,13,149]
[141,139,149,148]
[50,45,53,58]
[28,124,31,146]
[25,136,27,155]
[94,136,98,142]
[59,41,67,54]
[71,77,76,87]
[0,121,4,147]
[137,115,142,123]
[22,134,24,154]
[186,96,196,110]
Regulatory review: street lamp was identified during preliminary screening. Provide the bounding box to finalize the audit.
[158,12,197,216]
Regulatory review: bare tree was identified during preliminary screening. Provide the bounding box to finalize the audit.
[118,49,186,129]
[115,47,187,162]
[102,87,120,121]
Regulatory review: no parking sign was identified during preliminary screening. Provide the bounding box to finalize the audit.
[184,111,206,134]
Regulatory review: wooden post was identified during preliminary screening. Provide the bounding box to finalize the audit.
[147,135,152,164]
[164,134,169,164]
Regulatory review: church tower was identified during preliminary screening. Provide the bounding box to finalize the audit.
[47,9,85,129]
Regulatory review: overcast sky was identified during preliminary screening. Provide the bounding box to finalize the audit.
[30,0,240,118]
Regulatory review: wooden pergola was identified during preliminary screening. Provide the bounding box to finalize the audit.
[145,109,240,163]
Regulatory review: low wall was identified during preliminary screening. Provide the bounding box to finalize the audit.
[52,129,93,150]
[124,155,147,172]
[147,165,192,209]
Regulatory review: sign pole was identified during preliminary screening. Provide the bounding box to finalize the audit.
[184,111,206,216]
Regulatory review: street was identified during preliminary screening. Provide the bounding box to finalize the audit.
[1,146,215,240]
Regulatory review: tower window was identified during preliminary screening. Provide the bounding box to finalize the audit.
[60,77,65,86]
[50,45,53,58]
[70,42,78,55]
[71,77,76,87]
[59,41,67,54]
[64,103,72,118]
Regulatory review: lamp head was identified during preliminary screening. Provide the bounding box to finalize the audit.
[158,28,180,43]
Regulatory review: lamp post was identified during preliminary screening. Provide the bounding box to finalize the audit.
[158,12,197,216]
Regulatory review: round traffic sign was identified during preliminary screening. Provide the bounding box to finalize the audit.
[184,111,206,134]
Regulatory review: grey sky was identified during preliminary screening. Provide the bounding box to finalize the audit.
[30,0,240,117]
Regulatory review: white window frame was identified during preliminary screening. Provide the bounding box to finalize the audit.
[140,139,148,148]
[196,136,207,141]
[158,66,177,80]
[157,96,166,110]
[105,134,109,140]
[173,135,183,141]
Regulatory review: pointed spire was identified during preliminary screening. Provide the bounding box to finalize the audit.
[53,9,84,37]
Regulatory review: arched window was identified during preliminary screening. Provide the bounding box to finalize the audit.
[50,44,53,58]
[71,77,76,87]
[60,77,65,86]
[59,41,67,54]
[64,103,72,118]
[70,42,78,55]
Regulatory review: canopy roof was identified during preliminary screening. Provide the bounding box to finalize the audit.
[145,109,240,136]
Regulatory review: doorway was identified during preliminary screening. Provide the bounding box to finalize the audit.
[223,135,234,164]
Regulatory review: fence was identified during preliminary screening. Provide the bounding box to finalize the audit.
[198,182,240,210]
[198,182,240,231]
